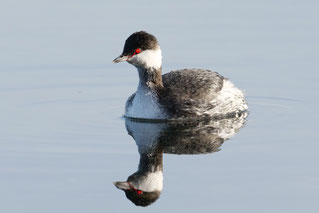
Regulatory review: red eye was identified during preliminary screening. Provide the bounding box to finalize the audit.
[130,48,142,58]
[135,48,141,54]
[136,190,143,195]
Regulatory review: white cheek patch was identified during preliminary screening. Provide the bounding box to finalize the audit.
[130,47,162,69]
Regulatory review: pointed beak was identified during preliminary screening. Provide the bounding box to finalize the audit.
[113,181,131,190]
[112,55,129,63]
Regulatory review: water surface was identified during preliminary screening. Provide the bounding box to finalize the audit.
[0,0,318,212]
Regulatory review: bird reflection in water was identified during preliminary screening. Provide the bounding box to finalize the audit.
[114,113,248,207]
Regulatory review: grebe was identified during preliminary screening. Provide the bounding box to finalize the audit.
[113,31,248,120]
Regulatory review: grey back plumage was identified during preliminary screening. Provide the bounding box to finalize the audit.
[159,69,224,117]
[162,69,224,99]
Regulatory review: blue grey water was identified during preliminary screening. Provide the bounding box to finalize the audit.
[0,0,318,212]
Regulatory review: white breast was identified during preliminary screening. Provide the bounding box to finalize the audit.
[125,86,167,119]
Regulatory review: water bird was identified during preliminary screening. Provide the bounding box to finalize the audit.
[113,31,248,120]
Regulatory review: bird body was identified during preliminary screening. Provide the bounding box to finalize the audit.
[113,31,248,120]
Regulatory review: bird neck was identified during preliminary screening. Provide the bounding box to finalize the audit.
[137,66,163,89]
[138,147,163,173]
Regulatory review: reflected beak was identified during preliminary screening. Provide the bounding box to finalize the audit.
[113,181,131,190]
[112,55,129,63]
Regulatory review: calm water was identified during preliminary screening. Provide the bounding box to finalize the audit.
[1,0,318,212]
